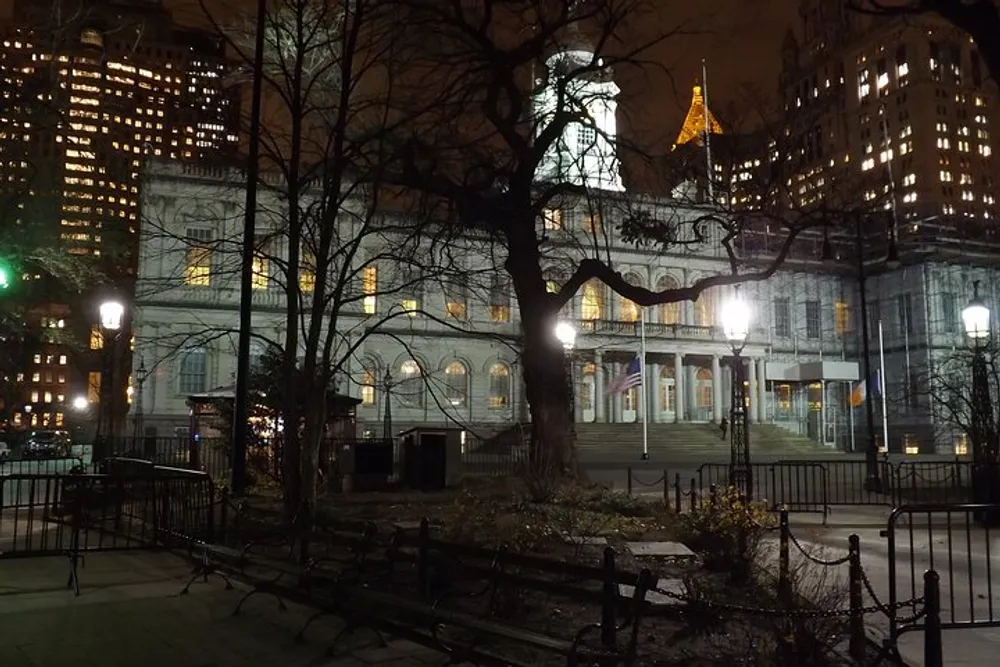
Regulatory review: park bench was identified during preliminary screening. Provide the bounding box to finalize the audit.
[330,519,655,667]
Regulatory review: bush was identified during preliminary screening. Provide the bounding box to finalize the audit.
[442,489,557,553]
[679,486,775,583]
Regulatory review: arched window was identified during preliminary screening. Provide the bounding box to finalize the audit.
[399,359,423,408]
[360,358,379,406]
[179,347,207,394]
[445,361,468,407]
[656,275,681,324]
[695,367,713,409]
[620,273,642,322]
[581,280,604,320]
[694,287,716,327]
[248,342,265,371]
[488,363,511,408]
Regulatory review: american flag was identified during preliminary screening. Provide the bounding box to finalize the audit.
[607,355,642,396]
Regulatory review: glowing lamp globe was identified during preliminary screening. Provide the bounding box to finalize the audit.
[99,300,125,331]
[554,321,577,351]
[721,288,751,344]
[963,295,991,341]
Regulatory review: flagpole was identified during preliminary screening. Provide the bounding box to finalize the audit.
[702,59,715,202]
[640,308,649,460]
[878,319,889,453]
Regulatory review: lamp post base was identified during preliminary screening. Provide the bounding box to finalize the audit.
[863,475,883,494]
[641,452,649,461]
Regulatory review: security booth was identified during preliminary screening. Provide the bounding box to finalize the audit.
[398,427,464,491]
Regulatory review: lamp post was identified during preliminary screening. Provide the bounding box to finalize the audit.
[961,280,997,518]
[721,285,752,497]
[554,321,577,424]
[132,356,147,443]
[382,369,393,441]
[97,299,124,458]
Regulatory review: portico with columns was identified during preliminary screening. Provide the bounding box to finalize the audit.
[572,346,771,425]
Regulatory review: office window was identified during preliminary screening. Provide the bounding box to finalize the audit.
[941,292,957,332]
[488,363,511,408]
[299,249,316,294]
[805,300,821,339]
[184,228,212,286]
[835,301,850,336]
[542,208,562,231]
[251,237,269,290]
[774,298,791,337]
[399,359,423,408]
[360,365,376,405]
[897,293,914,335]
[88,372,101,403]
[398,267,421,316]
[581,280,604,320]
[90,325,103,350]
[362,266,377,314]
[445,281,467,320]
[179,347,207,394]
[489,275,510,322]
[444,361,468,406]
[583,212,601,235]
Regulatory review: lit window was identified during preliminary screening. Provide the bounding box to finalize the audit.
[542,208,562,231]
[297,249,316,294]
[489,275,510,322]
[184,228,212,286]
[361,366,375,405]
[581,280,604,320]
[362,266,377,314]
[30,391,39,402]
[90,325,104,350]
[399,360,423,408]
[251,238,269,290]
[583,212,601,235]
[445,282,467,320]
[444,361,467,407]
[903,433,920,455]
[955,433,969,456]
[488,363,511,408]
[43,391,52,403]
[179,347,207,394]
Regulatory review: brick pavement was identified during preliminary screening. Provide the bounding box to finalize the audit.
[0,551,449,667]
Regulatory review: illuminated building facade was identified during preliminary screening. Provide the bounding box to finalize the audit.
[0,0,239,435]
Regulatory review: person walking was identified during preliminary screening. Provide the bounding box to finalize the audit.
[719,417,729,440]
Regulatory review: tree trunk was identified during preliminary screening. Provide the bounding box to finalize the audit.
[516,290,578,480]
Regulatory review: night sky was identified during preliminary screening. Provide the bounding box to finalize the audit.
[0,0,798,145]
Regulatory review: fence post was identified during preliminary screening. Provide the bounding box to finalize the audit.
[924,570,943,667]
[189,436,201,472]
[709,484,718,507]
[689,478,697,511]
[674,473,681,512]
[626,467,633,496]
[600,546,618,651]
[661,469,668,506]
[848,534,865,663]
[418,517,430,599]
[219,487,229,541]
[778,508,790,602]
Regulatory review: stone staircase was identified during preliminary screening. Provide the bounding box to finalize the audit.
[574,422,840,461]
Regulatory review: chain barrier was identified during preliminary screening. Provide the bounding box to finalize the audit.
[629,473,666,487]
[649,583,922,620]
[786,526,851,566]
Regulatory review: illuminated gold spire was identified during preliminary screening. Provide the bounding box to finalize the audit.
[674,84,723,147]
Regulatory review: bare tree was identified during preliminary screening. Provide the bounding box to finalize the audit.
[373,0,865,476]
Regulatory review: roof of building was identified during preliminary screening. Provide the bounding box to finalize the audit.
[674,84,724,147]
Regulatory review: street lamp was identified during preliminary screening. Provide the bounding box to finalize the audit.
[555,321,577,428]
[72,396,89,411]
[721,285,752,497]
[96,299,125,456]
[962,280,997,518]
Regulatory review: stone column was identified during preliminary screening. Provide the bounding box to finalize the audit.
[595,351,605,423]
[610,362,621,423]
[748,357,758,424]
[711,355,723,423]
[686,365,697,421]
[673,353,685,422]
[572,358,583,423]
[757,358,768,423]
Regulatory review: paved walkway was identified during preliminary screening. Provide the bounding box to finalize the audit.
[787,509,1000,667]
[0,551,447,667]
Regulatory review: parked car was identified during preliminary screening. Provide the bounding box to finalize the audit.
[23,430,71,458]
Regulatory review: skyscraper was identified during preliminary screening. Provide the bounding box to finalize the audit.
[0,0,240,434]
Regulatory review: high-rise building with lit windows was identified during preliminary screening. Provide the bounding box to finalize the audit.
[0,0,239,436]
[779,2,998,224]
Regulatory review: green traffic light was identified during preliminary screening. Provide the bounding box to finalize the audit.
[0,267,9,290]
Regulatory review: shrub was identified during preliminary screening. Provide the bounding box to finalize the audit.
[442,490,556,553]
[679,486,775,583]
